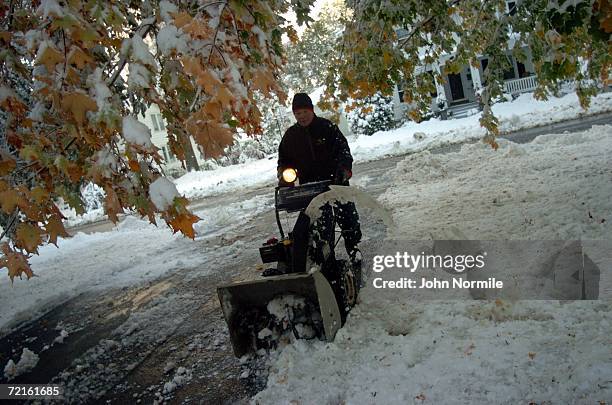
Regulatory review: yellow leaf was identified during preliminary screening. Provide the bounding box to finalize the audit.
[46,214,69,246]
[61,92,98,126]
[0,244,34,281]
[35,43,64,73]
[15,222,43,254]
[168,212,200,239]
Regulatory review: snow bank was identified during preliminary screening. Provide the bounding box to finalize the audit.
[253,125,612,404]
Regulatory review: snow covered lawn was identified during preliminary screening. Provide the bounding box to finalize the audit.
[253,125,612,404]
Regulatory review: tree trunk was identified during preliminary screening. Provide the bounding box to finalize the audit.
[178,131,200,172]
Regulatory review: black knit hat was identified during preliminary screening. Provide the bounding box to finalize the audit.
[292,93,313,111]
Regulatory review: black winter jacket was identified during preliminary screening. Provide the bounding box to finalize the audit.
[278,115,353,184]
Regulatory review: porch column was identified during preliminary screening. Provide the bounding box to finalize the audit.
[433,64,447,103]
[469,63,482,91]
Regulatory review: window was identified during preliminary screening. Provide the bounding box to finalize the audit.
[480,58,489,85]
[150,114,165,131]
[427,71,438,98]
[162,146,176,162]
[507,1,517,16]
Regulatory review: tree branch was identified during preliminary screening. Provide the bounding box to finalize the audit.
[107,20,156,87]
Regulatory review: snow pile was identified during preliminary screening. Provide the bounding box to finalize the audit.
[253,125,612,404]
[122,116,154,148]
[267,295,307,320]
[162,366,193,394]
[3,348,39,381]
[254,300,612,404]
[379,124,612,240]
[149,176,179,210]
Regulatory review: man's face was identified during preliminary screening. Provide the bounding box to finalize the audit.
[293,108,314,127]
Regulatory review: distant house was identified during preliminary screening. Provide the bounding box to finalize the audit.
[393,1,538,119]
[138,104,208,177]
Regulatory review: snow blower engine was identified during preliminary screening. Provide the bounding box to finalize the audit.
[217,168,361,357]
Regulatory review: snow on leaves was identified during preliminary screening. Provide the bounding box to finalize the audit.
[0,0,306,279]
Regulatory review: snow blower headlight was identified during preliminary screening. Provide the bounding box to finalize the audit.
[282,168,297,183]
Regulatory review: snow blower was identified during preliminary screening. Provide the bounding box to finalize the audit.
[217,169,360,357]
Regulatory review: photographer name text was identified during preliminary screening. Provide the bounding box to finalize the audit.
[372,277,503,289]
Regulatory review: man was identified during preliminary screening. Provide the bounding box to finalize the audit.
[277,92,362,268]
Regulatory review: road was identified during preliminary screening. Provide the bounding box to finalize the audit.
[0,112,610,403]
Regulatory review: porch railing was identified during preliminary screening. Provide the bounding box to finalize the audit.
[504,75,537,94]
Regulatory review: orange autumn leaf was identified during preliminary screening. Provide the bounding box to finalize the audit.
[172,11,194,29]
[15,222,43,254]
[203,100,223,120]
[0,150,16,175]
[35,43,64,73]
[252,70,275,96]
[187,118,234,158]
[214,85,234,106]
[67,46,95,69]
[46,214,69,246]
[0,189,23,214]
[0,244,34,282]
[104,185,124,223]
[168,211,200,239]
[61,92,98,126]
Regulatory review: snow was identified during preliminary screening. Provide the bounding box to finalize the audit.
[252,124,612,404]
[3,348,39,381]
[122,115,154,149]
[149,176,179,211]
[37,0,64,19]
[0,192,272,334]
[171,91,612,202]
[157,25,188,56]
[131,34,157,68]
[128,63,152,89]
[159,0,178,23]
[87,68,112,111]
[0,85,19,103]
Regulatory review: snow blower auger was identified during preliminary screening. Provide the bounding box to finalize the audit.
[217,168,361,357]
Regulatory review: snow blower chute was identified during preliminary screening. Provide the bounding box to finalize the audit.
[217,170,360,357]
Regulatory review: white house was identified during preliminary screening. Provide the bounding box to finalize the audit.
[138,104,208,177]
[392,1,538,119]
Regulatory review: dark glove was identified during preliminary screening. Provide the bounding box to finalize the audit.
[334,167,352,185]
